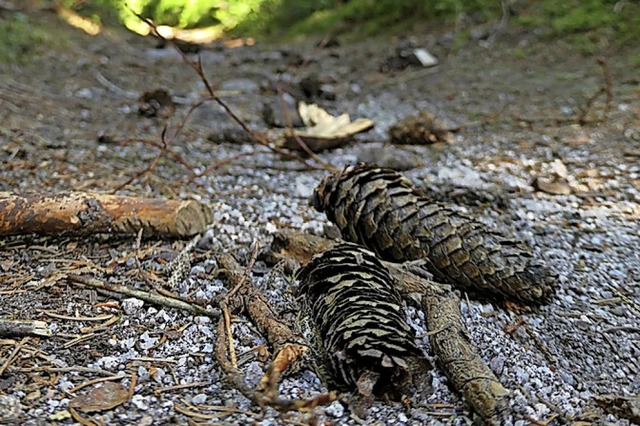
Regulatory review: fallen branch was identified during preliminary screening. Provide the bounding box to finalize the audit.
[67,275,220,320]
[264,228,509,424]
[423,292,509,423]
[215,253,310,387]
[211,252,340,415]
[0,192,212,238]
[0,319,51,337]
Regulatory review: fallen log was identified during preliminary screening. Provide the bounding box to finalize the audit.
[264,228,509,425]
[0,192,212,238]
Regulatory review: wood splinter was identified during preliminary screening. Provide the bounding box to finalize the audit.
[0,191,212,238]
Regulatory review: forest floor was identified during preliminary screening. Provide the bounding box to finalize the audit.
[1,7,639,426]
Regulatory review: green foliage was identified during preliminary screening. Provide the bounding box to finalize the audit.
[0,13,51,64]
[237,0,501,39]
[543,0,617,33]
[517,0,640,46]
[62,0,261,34]
[60,0,640,48]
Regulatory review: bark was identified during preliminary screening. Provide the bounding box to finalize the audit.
[215,253,309,387]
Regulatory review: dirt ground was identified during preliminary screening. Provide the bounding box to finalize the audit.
[1,7,639,426]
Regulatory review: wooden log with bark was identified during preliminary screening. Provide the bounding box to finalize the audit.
[0,192,212,238]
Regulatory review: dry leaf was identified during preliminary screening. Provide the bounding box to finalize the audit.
[282,102,374,152]
[389,111,453,145]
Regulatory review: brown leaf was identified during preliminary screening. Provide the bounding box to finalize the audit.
[389,111,453,145]
[69,382,129,413]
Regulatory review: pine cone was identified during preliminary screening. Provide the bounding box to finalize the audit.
[313,163,556,304]
[296,243,423,395]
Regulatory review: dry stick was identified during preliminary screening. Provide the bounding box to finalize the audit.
[128,370,137,400]
[15,366,116,376]
[222,243,260,369]
[216,253,308,359]
[423,292,509,424]
[265,229,509,424]
[0,192,212,238]
[67,275,220,320]
[69,375,129,394]
[214,253,334,411]
[222,304,237,369]
[114,93,203,191]
[224,243,260,301]
[134,13,334,173]
[212,314,260,406]
[598,57,614,115]
[118,136,195,171]
[154,381,212,395]
[184,152,254,186]
[0,319,51,337]
[68,406,100,426]
[114,148,162,192]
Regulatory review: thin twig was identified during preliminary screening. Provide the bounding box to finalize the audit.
[222,304,237,369]
[578,57,614,125]
[67,275,220,320]
[69,406,101,426]
[114,152,161,192]
[0,319,51,337]
[69,374,128,394]
[0,337,29,376]
[118,137,195,171]
[15,366,116,376]
[133,12,335,173]
[154,381,212,395]
[225,242,260,301]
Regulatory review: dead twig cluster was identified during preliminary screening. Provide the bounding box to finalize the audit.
[115,14,338,192]
[212,250,337,414]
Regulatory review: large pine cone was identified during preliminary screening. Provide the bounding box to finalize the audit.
[312,163,556,304]
[296,243,424,394]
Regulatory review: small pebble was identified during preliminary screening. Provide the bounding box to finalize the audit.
[325,400,345,417]
[122,298,144,315]
[192,393,207,405]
